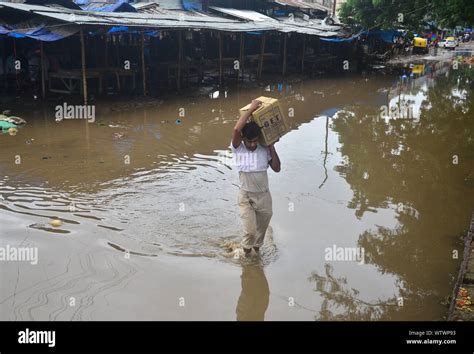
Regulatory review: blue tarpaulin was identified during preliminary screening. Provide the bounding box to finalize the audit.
[182,0,202,11]
[106,26,160,38]
[80,0,136,12]
[321,31,367,43]
[0,25,9,35]
[322,30,400,43]
[367,30,398,43]
[0,23,79,41]
[108,26,130,34]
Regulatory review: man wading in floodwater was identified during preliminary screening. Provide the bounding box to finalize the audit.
[231,99,281,257]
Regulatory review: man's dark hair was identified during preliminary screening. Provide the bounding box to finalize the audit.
[242,121,261,140]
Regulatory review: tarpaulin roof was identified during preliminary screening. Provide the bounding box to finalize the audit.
[0,2,278,32]
[367,30,399,43]
[79,0,137,12]
[182,0,201,12]
[0,16,79,40]
[321,30,400,43]
[0,1,344,39]
[321,30,365,42]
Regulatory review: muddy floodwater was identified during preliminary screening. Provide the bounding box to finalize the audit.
[1,63,473,320]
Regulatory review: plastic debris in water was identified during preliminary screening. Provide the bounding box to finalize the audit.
[48,219,63,227]
[8,128,17,136]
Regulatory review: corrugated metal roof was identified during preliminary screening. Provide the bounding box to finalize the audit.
[133,0,183,12]
[273,0,330,12]
[0,1,342,36]
[210,6,341,37]
[0,1,279,32]
[209,6,278,23]
[276,15,341,32]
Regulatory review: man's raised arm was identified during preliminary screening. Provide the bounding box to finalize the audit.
[232,99,261,148]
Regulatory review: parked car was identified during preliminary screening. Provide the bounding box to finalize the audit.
[439,38,457,49]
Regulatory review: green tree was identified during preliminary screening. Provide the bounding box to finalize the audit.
[338,0,473,31]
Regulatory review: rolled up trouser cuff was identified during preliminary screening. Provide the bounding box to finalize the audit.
[238,189,272,249]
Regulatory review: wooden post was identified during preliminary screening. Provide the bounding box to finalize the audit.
[141,31,147,96]
[40,41,45,99]
[177,30,182,91]
[219,31,223,86]
[80,30,88,106]
[301,35,306,73]
[239,32,245,80]
[104,35,108,67]
[258,32,266,80]
[115,35,120,66]
[282,33,287,76]
[13,39,19,91]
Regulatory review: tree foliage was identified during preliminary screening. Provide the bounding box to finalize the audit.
[338,0,473,31]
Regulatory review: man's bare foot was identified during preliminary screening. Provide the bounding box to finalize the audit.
[243,248,252,257]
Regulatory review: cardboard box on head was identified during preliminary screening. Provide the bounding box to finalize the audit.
[239,96,290,146]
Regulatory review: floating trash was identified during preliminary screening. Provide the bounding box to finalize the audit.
[0,121,17,134]
[209,90,219,99]
[48,219,63,227]
[8,128,17,136]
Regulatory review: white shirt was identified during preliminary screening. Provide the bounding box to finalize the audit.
[230,140,272,192]
[230,140,271,172]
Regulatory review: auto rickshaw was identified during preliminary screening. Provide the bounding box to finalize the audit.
[411,64,425,75]
[413,37,429,54]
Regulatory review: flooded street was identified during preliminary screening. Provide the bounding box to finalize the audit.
[1,62,473,321]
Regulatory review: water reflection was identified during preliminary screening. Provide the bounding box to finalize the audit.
[236,265,269,321]
[310,264,399,320]
[310,64,474,320]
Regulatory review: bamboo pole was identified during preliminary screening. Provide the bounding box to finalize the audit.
[80,30,88,106]
[258,33,266,80]
[13,39,19,91]
[239,32,244,80]
[141,31,147,96]
[177,30,182,91]
[282,33,287,76]
[219,31,223,86]
[40,41,45,99]
[301,35,306,73]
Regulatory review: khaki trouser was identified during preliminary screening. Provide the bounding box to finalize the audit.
[238,189,273,249]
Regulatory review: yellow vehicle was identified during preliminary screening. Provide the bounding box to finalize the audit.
[411,64,425,75]
[413,37,429,54]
